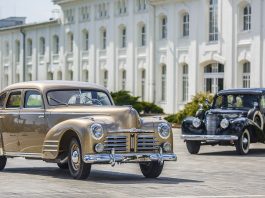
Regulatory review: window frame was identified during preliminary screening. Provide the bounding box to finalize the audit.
[209,0,219,42]
[243,4,251,31]
[5,90,22,109]
[0,92,7,109]
[23,90,44,109]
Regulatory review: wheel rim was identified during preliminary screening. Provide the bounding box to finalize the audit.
[70,143,81,171]
[241,130,250,153]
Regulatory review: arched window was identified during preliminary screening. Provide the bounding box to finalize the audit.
[103,70,108,88]
[141,69,146,101]
[67,70,73,80]
[183,13,189,37]
[39,37,45,55]
[53,35,59,54]
[47,72,53,80]
[27,39,33,56]
[243,62,251,88]
[27,73,32,81]
[161,16,167,39]
[100,28,107,50]
[120,26,127,48]
[15,40,20,62]
[182,64,189,101]
[57,71,62,80]
[209,0,218,41]
[67,32,74,53]
[121,70,126,90]
[204,62,224,93]
[139,23,146,47]
[161,65,167,101]
[83,70,89,82]
[243,4,251,31]
[82,30,89,51]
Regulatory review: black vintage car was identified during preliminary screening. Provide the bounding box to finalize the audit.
[181,88,265,155]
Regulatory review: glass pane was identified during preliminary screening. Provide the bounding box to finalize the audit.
[25,91,43,108]
[7,92,21,108]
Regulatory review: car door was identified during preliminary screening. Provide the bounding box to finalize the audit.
[1,91,21,153]
[0,92,7,154]
[18,90,47,154]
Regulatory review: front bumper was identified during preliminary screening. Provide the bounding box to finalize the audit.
[84,150,177,164]
[181,134,238,141]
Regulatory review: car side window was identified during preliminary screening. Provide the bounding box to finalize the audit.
[0,93,6,108]
[6,91,21,108]
[24,90,43,108]
[260,95,265,110]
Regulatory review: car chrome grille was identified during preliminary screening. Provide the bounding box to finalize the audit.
[137,135,159,152]
[206,114,219,135]
[104,135,127,152]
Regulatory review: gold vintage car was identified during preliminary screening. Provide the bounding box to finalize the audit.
[0,81,177,179]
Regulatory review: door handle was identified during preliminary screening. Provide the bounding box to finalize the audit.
[38,115,45,119]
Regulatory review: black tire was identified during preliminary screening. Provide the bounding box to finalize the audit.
[140,161,164,178]
[254,116,262,128]
[0,156,7,171]
[236,129,251,155]
[68,138,91,180]
[186,141,201,154]
[57,162,69,170]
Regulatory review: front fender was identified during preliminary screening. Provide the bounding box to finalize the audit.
[182,117,205,135]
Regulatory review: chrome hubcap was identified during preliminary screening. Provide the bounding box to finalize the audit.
[72,151,79,164]
[242,130,250,153]
[71,144,80,171]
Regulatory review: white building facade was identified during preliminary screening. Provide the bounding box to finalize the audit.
[0,0,265,113]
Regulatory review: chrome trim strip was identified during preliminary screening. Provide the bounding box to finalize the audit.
[84,152,177,164]
[43,149,58,152]
[181,134,239,141]
[5,152,42,158]
[109,129,154,133]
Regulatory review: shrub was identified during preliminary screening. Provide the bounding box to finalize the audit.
[165,92,214,124]
[111,91,164,114]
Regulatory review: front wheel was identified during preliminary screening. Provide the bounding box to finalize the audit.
[68,138,91,179]
[140,161,164,178]
[186,141,201,154]
[0,156,7,171]
[235,129,251,155]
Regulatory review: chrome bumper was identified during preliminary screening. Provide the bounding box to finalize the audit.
[84,150,177,164]
[181,134,238,141]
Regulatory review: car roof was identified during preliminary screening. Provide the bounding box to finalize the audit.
[217,88,265,95]
[2,81,108,93]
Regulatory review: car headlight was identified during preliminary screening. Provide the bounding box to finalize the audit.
[158,123,170,139]
[220,118,229,129]
[192,118,201,128]
[90,123,104,140]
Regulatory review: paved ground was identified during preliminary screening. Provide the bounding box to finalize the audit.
[1,129,265,198]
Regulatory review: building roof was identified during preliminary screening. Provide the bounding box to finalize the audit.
[2,81,108,93]
[218,88,265,95]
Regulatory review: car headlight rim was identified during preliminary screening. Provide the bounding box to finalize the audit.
[220,118,229,129]
[192,118,201,128]
[90,123,104,140]
[158,123,171,139]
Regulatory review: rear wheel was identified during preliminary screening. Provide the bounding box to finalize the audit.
[235,129,250,155]
[68,138,91,179]
[0,156,7,171]
[186,141,201,154]
[140,161,164,178]
[57,162,69,170]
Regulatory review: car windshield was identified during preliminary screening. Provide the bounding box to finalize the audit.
[47,89,112,106]
[213,94,259,110]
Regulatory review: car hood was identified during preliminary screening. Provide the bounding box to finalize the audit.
[47,106,141,129]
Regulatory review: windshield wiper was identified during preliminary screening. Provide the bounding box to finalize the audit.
[49,97,68,106]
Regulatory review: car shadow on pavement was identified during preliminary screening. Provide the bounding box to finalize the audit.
[198,148,265,157]
[3,167,203,184]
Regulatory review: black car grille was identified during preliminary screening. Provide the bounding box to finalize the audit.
[206,114,219,135]
[104,135,127,152]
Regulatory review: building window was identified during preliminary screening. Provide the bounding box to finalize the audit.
[137,0,147,12]
[204,63,224,93]
[117,0,127,15]
[161,65,167,101]
[103,70,108,88]
[83,70,89,82]
[67,32,74,53]
[57,71,62,80]
[209,0,218,42]
[27,73,32,81]
[182,64,189,101]
[161,16,167,39]
[68,70,73,80]
[47,72,53,80]
[65,8,75,24]
[15,74,20,83]
[53,35,59,54]
[39,37,45,55]
[4,42,9,57]
[139,24,146,47]
[15,40,20,62]
[183,13,189,37]
[120,26,127,48]
[101,28,107,50]
[243,62,251,88]
[141,69,146,101]
[98,3,108,19]
[82,30,89,51]
[121,70,126,90]
[80,6,90,22]
[243,4,251,31]
[27,39,33,57]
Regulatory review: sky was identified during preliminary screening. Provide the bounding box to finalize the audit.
[0,0,60,23]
